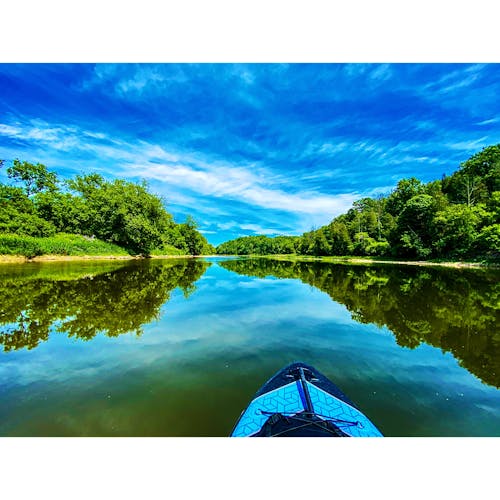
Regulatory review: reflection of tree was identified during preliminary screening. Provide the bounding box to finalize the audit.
[220,259,500,388]
[0,259,210,351]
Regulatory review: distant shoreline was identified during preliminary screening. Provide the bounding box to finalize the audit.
[215,254,499,269]
[0,253,497,268]
[0,254,197,264]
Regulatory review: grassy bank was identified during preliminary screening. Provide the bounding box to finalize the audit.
[0,233,206,263]
[0,233,130,259]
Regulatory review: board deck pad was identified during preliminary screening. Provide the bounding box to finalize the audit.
[305,381,382,437]
[231,362,383,437]
[231,382,303,437]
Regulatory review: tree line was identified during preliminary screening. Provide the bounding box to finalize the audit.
[0,159,215,256]
[217,144,500,261]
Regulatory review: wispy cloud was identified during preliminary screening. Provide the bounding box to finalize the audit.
[239,224,281,236]
[422,64,486,95]
[476,117,500,126]
[0,116,358,223]
[445,137,491,151]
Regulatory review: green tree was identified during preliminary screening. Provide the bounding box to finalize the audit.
[459,144,500,195]
[474,224,500,259]
[162,223,189,253]
[385,177,424,216]
[6,159,58,197]
[34,191,91,234]
[393,194,437,258]
[309,229,330,255]
[179,216,206,255]
[67,174,172,255]
[442,145,500,206]
[325,221,351,255]
[0,184,56,237]
[0,184,34,214]
[432,205,481,258]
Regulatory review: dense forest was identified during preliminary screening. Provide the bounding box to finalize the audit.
[0,159,215,256]
[217,145,500,261]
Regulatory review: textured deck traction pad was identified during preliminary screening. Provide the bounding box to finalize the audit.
[231,363,383,437]
[232,382,302,437]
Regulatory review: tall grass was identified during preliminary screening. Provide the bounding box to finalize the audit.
[0,233,130,258]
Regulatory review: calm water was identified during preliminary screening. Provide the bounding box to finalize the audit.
[0,257,499,436]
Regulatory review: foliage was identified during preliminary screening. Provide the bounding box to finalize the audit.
[216,144,500,262]
[443,144,500,205]
[0,207,57,238]
[5,159,58,197]
[217,235,300,255]
[150,244,186,256]
[385,177,424,216]
[0,233,129,258]
[66,174,172,254]
[35,191,91,234]
[0,159,213,256]
[351,233,389,256]
[392,194,436,258]
[432,205,482,257]
[178,216,215,255]
[474,224,500,259]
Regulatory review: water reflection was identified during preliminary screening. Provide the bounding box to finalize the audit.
[220,258,500,388]
[0,259,210,351]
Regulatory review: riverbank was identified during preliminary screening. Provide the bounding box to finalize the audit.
[1,252,497,268]
[0,254,202,264]
[0,233,199,263]
[217,253,499,268]
[0,254,141,263]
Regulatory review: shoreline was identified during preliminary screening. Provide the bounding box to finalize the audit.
[0,254,197,264]
[218,254,498,269]
[0,253,497,269]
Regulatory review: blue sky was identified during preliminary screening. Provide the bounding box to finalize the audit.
[0,63,499,245]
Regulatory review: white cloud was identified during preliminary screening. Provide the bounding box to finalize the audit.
[369,63,393,82]
[476,117,500,126]
[0,117,358,222]
[422,64,486,96]
[239,224,280,236]
[445,137,490,151]
[216,221,239,231]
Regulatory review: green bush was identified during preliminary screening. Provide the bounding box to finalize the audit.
[0,233,129,258]
[150,244,186,256]
[0,234,43,258]
[474,224,500,259]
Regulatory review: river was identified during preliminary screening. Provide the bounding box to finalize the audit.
[0,257,498,436]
